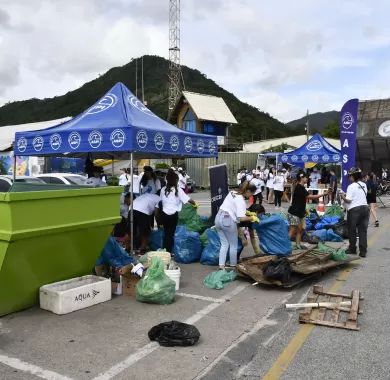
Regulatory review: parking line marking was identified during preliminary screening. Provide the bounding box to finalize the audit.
[0,353,73,380]
[93,284,248,380]
[261,225,386,380]
[176,292,225,303]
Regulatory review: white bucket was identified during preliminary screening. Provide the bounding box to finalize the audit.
[164,268,181,291]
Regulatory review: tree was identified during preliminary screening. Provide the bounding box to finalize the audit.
[322,120,339,139]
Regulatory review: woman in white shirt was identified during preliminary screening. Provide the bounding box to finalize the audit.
[139,166,161,195]
[339,167,369,257]
[160,170,196,253]
[250,174,263,205]
[273,169,285,209]
[266,168,275,204]
[215,181,257,269]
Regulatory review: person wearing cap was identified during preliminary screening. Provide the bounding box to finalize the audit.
[288,172,327,249]
[339,167,369,257]
[273,169,285,209]
[250,173,263,205]
[177,167,188,192]
[85,167,108,187]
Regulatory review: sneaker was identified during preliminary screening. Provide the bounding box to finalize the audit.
[359,252,367,257]
[375,221,379,227]
[345,248,357,255]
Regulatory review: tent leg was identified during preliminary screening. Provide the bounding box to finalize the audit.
[130,153,134,255]
[13,154,16,181]
[111,156,114,176]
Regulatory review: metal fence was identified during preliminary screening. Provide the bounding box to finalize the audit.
[185,152,258,188]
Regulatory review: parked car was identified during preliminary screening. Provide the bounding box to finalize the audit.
[35,173,88,185]
[0,175,45,192]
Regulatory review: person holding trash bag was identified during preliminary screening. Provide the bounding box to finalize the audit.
[288,173,327,249]
[339,167,369,257]
[160,169,197,253]
[215,181,257,270]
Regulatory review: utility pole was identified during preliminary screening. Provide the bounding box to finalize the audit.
[168,0,181,116]
[135,58,138,98]
[306,109,309,141]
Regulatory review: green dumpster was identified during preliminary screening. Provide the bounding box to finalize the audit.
[0,186,122,316]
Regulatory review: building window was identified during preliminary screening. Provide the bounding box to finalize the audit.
[183,108,197,132]
[203,124,215,133]
[203,122,225,136]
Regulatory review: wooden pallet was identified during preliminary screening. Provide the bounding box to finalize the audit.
[299,285,363,331]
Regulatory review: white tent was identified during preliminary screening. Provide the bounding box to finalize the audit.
[0,118,71,151]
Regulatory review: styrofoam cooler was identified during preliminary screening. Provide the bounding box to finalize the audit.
[40,275,111,315]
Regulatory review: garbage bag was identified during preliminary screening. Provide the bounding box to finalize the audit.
[204,269,237,289]
[324,204,344,218]
[173,225,202,263]
[149,228,164,251]
[136,257,176,304]
[254,215,291,255]
[262,257,292,283]
[148,321,200,347]
[308,208,320,222]
[96,237,134,268]
[302,230,320,244]
[318,242,348,261]
[312,229,343,242]
[305,218,314,231]
[333,220,349,239]
[200,228,210,247]
[178,204,210,233]
[314,216,340,230]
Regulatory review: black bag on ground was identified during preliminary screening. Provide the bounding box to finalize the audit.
[333,220,349,239]
[148,321,201,347]
[263,257,292,283]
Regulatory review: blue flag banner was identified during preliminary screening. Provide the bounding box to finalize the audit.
[340,99,359,192]
[14,82,218,159]
[209,164,229,220]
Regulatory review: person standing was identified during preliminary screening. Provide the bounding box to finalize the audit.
[139,166,161,195]
[215,181,257,269]
[118,168,130,193]
[266,168,275,204]
[85,167,108,187]
[273,169,285,209]
[328,169,338,205]
[365,172,379,227]
[339,167,370,257]
[250,174,263,205]
[237,170,244,186]
[309,167,321,203]
[288,173,327,249]
[160,170,196,253]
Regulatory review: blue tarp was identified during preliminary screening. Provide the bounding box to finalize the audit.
[279,134,341,164]
[14,82,218,158]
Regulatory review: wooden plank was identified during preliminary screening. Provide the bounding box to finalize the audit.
[301,319,360,331]
[299,294,318,321]
[317,295,330,321]
[346,290,360,329]
[330,296,343,324]
[312,288,364,300]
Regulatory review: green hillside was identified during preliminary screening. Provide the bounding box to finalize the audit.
[287,111,340,134]
[0,55,292,142]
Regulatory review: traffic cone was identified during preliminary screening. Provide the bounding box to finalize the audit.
[317,198,325,216]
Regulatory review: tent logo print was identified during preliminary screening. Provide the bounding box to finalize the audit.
[68,132,81,149]
[88,130,103,149]
[184,137,193,152]
[197,139,205,154]
[322,154,330,162]
[17,137,27,153]
[110,129,125,148]
[87,93,118,115]
[50,133,62,151]
[291,155,298,162]
[281,155,288,162]
[154,133,165,151]
[128,96,157,118]
[32,136,44,152]
[136,130,148,149]
[307,140,322,152]
[333,154,340,161]
[302,154,309,162]
[311,154,319,162]
[170,135,179,151]
[208,141,216,154]
[342,112,354,130]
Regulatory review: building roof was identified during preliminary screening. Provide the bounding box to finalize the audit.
[0,118,71,151]
[181,91,237,124]
[242,134,341,153]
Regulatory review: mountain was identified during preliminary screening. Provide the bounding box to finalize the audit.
[0,55,293,144]
[287,111,339,134]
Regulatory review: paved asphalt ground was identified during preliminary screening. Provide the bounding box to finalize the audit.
[1,191,389,380]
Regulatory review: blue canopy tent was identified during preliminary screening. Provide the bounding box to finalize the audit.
[14,82,218,253]
[279,134,341,165]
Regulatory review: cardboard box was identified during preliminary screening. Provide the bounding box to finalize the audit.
[122,274,140,297]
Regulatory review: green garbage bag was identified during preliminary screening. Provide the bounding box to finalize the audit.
[178,204,211,233]
[324,204,344,219]
[318,242,348,261]
[136,257,176,304]
[203,269,237,290]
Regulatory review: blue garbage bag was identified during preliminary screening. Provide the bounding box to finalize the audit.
[173,225,202,263]
[305,218,313,231]
[253,215,291,255]
[96,237,134,268]
[149,228,165,251]
[315,216,340,230]
[312,229,343,242]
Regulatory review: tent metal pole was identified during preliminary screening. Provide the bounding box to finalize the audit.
[111,156,114,176]
[13,154,16,181]
[130,153,134,255]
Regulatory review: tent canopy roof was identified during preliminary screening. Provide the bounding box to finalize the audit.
[14,82,218,159]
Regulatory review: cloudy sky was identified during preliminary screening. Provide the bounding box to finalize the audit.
[1,0,390,122]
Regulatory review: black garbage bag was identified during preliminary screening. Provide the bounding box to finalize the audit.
[333,220,349,239]
[148,321,201,347]
[302,230,320,244]
[263,257,292,283]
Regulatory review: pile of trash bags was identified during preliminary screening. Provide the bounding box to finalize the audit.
[136,257,176,304]
[96,237,135,268]
[173,225,202,263]
[178,204,212,233]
